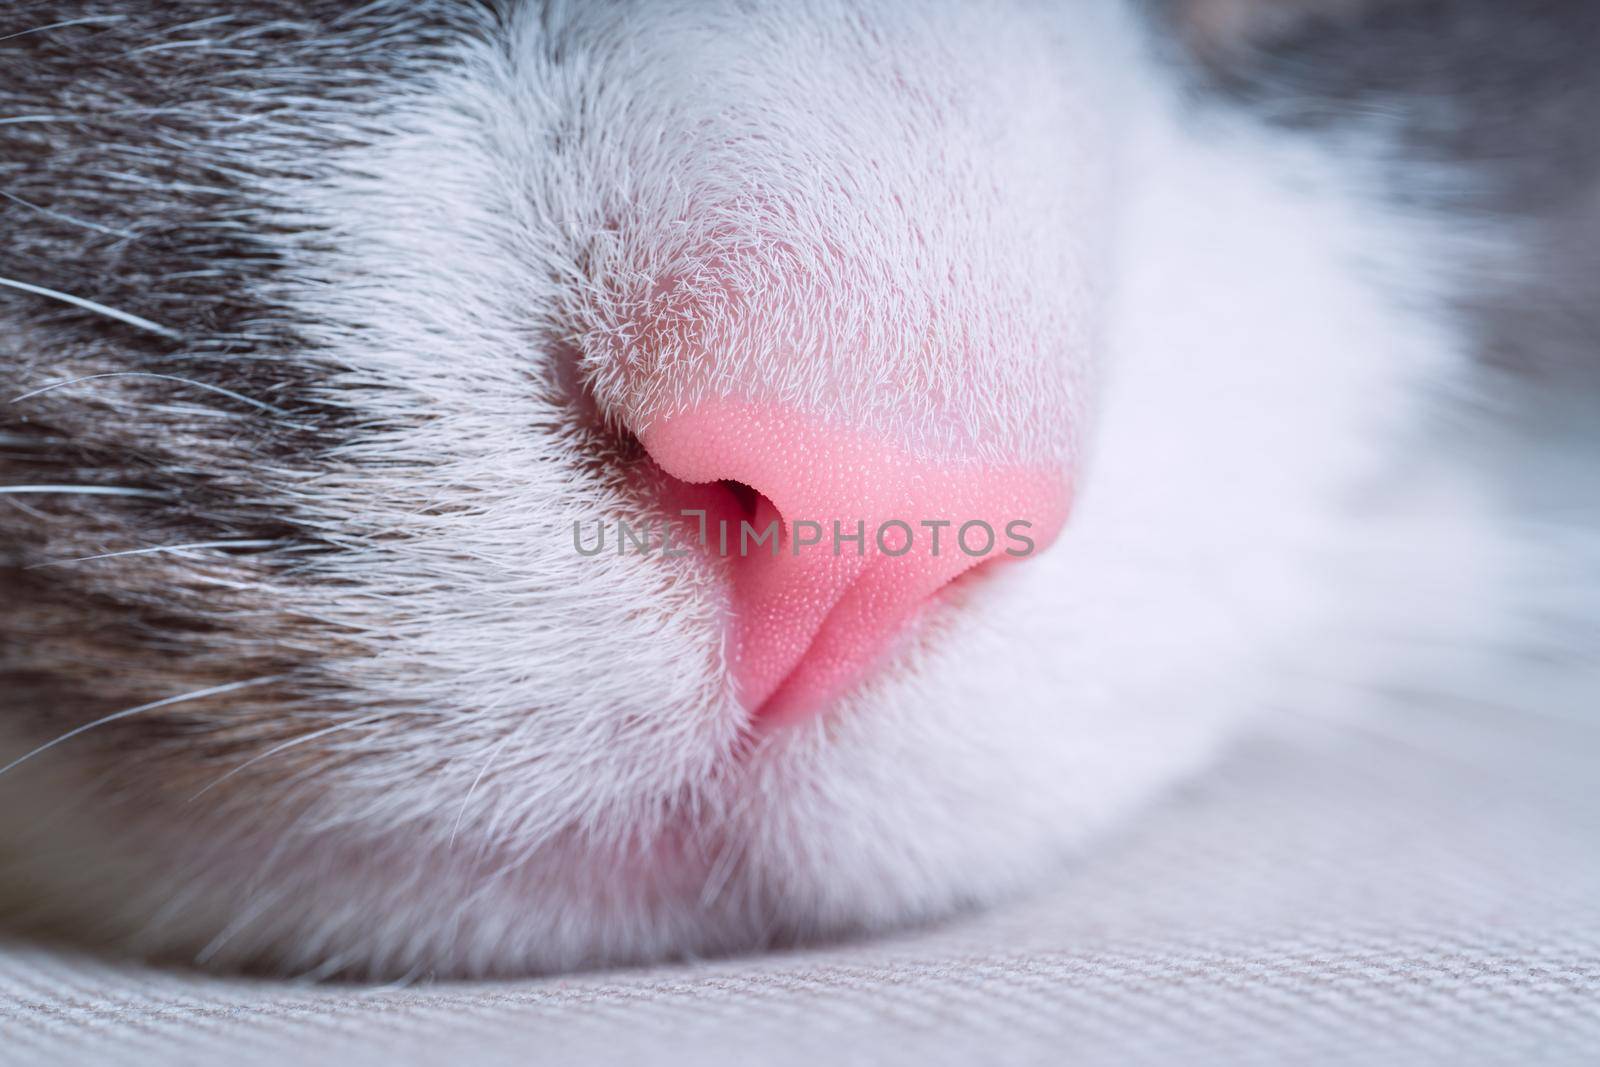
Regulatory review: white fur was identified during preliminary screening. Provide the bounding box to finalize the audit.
[0,0,1545,977]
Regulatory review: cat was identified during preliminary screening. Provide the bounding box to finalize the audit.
[1,0,1594,978]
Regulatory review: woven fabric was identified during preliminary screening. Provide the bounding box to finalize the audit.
[3,682,1597,1067]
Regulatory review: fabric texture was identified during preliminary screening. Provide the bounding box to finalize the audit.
[3,678,1597,1066]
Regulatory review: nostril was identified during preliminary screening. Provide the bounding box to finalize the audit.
[718,479,764,521]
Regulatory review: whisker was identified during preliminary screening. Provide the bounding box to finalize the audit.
[0,15,126,43]
[26,539,283,569]
[0,275,181,339]
[0,676,285,780]
[0,189,138,239]
[10,371,285,415]
[0,116,82,127]
[448,717,523,851]
[186,713,387,802]
[0,484,168,498]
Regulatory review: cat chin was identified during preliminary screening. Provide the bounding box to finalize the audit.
[0,571,1242,979]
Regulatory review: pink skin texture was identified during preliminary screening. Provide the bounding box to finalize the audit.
[642,400,1070,724]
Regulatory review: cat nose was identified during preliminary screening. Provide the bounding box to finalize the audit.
[640,400,1070,725]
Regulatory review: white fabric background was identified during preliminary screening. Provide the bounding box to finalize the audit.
[3,677,1597,1066]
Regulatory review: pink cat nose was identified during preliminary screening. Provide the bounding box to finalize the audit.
[640,400,1070,725]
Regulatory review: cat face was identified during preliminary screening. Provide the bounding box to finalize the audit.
[0,0,1453,976]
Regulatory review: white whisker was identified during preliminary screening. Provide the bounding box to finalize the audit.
[26,540,282,569]
[187,714,387,802]
[0,484,167,498]
[0,676,285,780]
[0,15,126,43]
[11,371,287,415]
[0,275,180,339]
[0,189,138,239]
[448,716,522,851]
